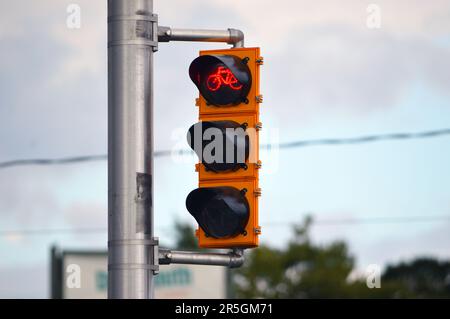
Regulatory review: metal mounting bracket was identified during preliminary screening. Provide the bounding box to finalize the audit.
[158,26,244,48]
[158,248,245,269]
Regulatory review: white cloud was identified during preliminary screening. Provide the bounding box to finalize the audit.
[64,201,105,230]
[267,26,450,122]
[362,222,450,268]
[49,1,106,85]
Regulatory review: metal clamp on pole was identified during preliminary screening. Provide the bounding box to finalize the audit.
[159,248,245,268]
[158,26,244,48]
[108,238,160,273]
[108,13,159,52]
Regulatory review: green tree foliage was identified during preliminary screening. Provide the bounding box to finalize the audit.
[174,221,198,250]
[232,216,364,298]
[381,258,450,298]
[172,219,450,298]
[231,217,450,298]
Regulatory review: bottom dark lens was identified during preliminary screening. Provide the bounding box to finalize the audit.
[186,187,250,239]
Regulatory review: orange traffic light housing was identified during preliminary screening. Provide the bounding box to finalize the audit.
[186,47,262,248]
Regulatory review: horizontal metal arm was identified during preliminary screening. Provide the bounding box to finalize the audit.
[158,26,244,48]
[159,248,244,268]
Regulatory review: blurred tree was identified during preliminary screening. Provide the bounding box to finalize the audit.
[232,216,366,298]
[174,221,198,250]
[381,258,450,298]
[171,219,450,298]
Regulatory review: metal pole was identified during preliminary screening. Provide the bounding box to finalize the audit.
[158,26,244,48]
[108,0,158,299]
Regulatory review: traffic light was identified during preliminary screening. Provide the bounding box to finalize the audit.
[186,47,262,248]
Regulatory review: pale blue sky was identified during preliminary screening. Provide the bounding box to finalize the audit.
[0,0,449,297]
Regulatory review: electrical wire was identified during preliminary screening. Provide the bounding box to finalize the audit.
[0,155,107,169]
[1,128,450,170]
[273,128,450,149]
[1,215,449,237]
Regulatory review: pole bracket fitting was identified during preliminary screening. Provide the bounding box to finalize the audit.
[108,237,160,275]
[157,26,244,48]
[107,13,159,52]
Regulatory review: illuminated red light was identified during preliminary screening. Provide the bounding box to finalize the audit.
[206,66,243,92]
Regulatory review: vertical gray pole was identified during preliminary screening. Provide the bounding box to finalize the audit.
[108,0,157,299]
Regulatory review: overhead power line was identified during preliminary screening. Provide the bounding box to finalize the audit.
[0,155,107,169]
[1,215,449,238]
[1,128,450,170]
[273,128,450,149]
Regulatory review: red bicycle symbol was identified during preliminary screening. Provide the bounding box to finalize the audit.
[206,66,243,92]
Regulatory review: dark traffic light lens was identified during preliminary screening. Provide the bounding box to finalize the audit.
[189,55,251,106]
[186,187,250,239]
[187,121,250,172]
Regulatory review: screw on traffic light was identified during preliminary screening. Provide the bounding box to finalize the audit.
[186,47,262,249]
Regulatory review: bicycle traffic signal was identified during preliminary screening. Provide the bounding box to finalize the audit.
[189,54,252,106]
[186,47,262,248]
